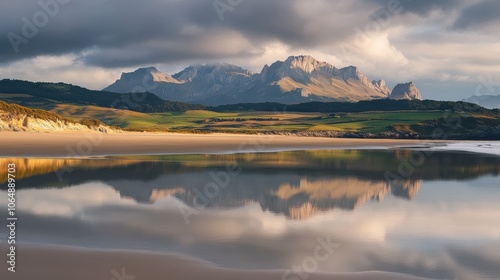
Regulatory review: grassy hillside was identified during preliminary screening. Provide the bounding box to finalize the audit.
[42,104,457,133]
[0,79,204,113]
[0,100,73,123]
[0,100,116,131]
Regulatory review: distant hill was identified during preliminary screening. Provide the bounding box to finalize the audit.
[104,55,423,105]
[211,99,497,115]
[0,79,204,113]
[0,100,120,132]
[462,95,500,109]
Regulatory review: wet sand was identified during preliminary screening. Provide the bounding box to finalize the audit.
[0,244,428,280]
[0,131,445,157]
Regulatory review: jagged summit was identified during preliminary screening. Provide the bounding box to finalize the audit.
[104,55,423,105]
[118,67,180,83]
[371,80,392,96]
[173,63,253,84]
[119,67,155,80]
[389,82,423,100]
[261,56,375,91]
[283,55,333,73]
[260,56,328,83]
[135,66,159,73]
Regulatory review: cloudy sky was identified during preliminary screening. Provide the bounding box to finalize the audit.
[1,0,500,100]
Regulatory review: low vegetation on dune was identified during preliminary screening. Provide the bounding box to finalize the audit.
[0,101,120,132]
[0,100,73,123]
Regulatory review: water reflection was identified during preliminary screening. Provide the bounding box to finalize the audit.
[1,150,500,279]
[2,150,499,219]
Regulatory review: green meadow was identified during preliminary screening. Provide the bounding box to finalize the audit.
[49,104,449,133]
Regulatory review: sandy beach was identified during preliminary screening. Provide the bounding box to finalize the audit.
[0,244,428,280]
[0,131,446,157]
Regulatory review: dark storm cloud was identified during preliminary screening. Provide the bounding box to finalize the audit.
[0,0,381,67]
[453,0,500,29]
[0,0,489,68]
[364,0,464,16]
[0,0,216,65]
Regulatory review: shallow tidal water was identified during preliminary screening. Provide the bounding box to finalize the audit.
[1,149,500,279]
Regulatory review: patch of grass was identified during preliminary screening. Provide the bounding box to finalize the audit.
[0,101,108,129]
[32,103,467,134]
[0,100,72,123]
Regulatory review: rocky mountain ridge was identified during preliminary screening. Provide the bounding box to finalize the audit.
[104,55,423,105]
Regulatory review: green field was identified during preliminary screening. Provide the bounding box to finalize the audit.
[48,104,450,133]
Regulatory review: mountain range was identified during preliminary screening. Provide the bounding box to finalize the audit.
[462,95,500,109]
[104,55,423,105]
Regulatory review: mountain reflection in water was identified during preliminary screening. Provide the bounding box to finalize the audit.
[1,149,500,279]
[2,150,499,219]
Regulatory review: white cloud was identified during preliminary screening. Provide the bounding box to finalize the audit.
[0,54,128,89]
[439,73,470,81]
[0,182,136,217]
